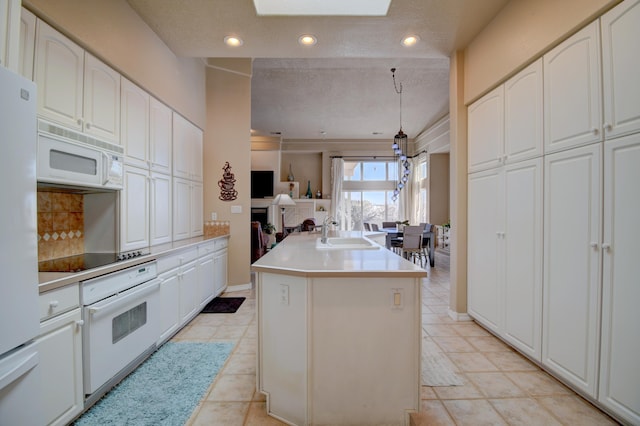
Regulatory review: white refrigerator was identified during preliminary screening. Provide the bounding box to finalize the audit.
[0,65,42,425]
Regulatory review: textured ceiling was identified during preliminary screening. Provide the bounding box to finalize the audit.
[127,0,509,141]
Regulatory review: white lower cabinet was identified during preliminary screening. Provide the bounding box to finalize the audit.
[178,260,199,324]
[157,269,180,346]
[198,253,215,309]
[598,133,640,424]
[468,158,543,360]
[543,143,601,397]
[214,247,228,296]
[37,307,83,426]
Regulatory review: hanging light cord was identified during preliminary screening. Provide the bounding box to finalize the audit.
[390,67,411,202]
[391,68,403,131]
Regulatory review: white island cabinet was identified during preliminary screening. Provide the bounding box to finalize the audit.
[252,232,425,426]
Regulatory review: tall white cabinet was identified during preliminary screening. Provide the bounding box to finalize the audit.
[467,59,544,360]
[468,1,640,423]
[0,0,20,71]
[542,144,601,397]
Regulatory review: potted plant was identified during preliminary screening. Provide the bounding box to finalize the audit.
[262,222,276,235]
[395,220,409,232]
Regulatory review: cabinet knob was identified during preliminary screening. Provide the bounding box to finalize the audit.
[590,242,598,249]
[602,243,611,251]
[86,122,91,129]
[604,123,612,132]
[77,118,83,126]
[592,128,599,135]
[75,320,84,328]
[49,300,59,309]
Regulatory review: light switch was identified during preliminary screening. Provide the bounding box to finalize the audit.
[280,284,289,305]
[231,205,242,214]
[210,212,217,220]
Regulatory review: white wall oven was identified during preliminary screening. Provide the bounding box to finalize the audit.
[81,261,160,407]
[37,120,123,190]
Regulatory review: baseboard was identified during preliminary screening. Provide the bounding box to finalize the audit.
[448,309,472,322]
[225,283,252,292]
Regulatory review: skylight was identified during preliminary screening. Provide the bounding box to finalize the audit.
[253,0,392,16]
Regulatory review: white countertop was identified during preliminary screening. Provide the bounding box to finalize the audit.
[38,234,229,293]
[251,231,427,278]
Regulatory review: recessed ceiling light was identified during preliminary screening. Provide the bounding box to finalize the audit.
[254,0,391,16]
[298,34,317,46]
[224,36,243,47]
[401,35,420,47]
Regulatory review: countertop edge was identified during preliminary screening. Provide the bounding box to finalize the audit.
[251,265,427,278]
[38,234,230,293]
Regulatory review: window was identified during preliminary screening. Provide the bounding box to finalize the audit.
[341,161,400,230]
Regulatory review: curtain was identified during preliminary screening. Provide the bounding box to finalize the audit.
[330,157,345,229]
[411,151,427,224]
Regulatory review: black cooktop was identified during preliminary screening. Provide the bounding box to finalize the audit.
[38,253,120,273]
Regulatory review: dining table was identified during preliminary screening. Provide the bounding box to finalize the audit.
[381,227,435,267]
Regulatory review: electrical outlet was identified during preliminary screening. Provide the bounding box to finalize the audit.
[280,284,289,305]
[391,288,404,310]
[210,212,217,220]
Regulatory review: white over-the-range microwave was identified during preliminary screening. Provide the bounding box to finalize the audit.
[37,120,124,190]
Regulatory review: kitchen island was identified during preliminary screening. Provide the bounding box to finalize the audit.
[251,231,427,426]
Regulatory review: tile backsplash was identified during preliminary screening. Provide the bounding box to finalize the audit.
[37,192,84,262]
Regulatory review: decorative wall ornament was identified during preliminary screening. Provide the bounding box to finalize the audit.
[218,162,238,201]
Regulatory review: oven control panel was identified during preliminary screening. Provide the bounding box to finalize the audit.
[81,261,157,305]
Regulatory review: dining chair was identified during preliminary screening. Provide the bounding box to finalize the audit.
[382,221,396,229]
[363,222,371,231]
[401,225,428,267]
[371,223,379,231]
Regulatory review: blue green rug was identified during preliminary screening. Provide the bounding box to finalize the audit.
[75,341,234,426]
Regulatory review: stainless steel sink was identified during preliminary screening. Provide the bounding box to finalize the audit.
[315,237,380,250]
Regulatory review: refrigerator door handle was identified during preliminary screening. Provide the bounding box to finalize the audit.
[0,350,39,391]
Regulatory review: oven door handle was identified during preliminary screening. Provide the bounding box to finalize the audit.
[87,279,161,319]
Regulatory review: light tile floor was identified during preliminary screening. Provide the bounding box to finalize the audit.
[177,250,619,425]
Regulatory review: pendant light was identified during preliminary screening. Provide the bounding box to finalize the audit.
[391,67,410,202]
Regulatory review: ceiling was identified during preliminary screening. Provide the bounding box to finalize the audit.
[127,0,509,142]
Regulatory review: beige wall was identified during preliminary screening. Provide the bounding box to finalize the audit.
[280,152,323,196]
[428,153,449,226]
[24,0,206,128]
[204,60,252,287]
[464,0,619,104]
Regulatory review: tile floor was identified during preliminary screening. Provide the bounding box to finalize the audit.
[175,250,619,425]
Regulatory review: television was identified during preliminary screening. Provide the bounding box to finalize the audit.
[251,170,274,198]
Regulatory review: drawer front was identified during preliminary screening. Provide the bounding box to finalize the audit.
[214,237,229,251]
[39,284,80,321]
[157,247,199,273]
[198,240,215,257]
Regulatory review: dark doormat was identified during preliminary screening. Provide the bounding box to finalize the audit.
[201,297,245,314]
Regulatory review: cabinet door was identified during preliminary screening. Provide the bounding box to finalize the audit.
[37,308,83,426]
[468,85,504,173]
[150,172,172,246]
[157,271,180,345]
[18,7,35,80]
[172,113,192,180]
[121,78,149,168]
[544,21,602,153]
[504,59,543,163]
[503,158,543,361]
[35,20,84,130]
[150,97,172,174]
[543,143,601,397]
[599,133,640,424]
[120,166,150,251]
[83,53,120,142]
[190,124,203,182]
[0,0,20,72]
[198,254,215,308]
[601,0,640,139]
[179,261,199,324]
[172,177,191,241]
[214,249,228,296]
[467,168,503,332]
[191,181,203,237]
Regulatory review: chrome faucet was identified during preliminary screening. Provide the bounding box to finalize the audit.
[321,216,338,244]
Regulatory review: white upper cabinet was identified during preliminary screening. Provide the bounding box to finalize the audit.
[172,113,203,181]
[543,143,602,397]
[0,0,20,72]
[82,53,120,142]
[468,86,504,173]
[468,59,543,172]
[601,0,640,139]
[120,165,150,252]
[544,21,602,153]
[18,7,35,80]
[150,171,172,246]
[150,97,172,174]
[599,133,640,425]
[504,59,543,163]
[121,77,150,168]
[35,20,120,142]
[35,20,84,131]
